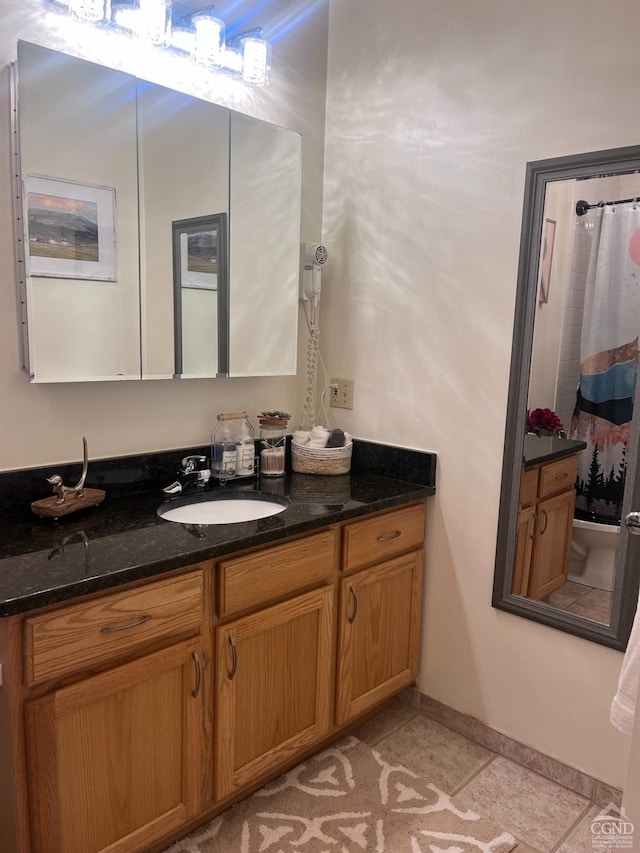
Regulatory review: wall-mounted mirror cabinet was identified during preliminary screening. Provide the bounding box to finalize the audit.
[493,145,640,651]
[13,41,302,382]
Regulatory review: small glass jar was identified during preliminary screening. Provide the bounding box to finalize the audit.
[259,422,286,477]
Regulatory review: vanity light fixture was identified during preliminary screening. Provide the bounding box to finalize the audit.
[46,0,272,86]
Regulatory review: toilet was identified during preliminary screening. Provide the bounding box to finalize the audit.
[568,517,619,591]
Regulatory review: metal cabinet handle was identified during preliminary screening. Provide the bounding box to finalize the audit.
[539,510,548,535]
[348,586,358,624]
[625,512,640,535]
[191,651,201,698]
[377,530,401,542]
[228,635,238,680]
[555,472,569,480]
[101,614,152,635]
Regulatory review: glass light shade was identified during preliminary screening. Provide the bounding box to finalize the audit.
[193,12,225,65]
[137,0,169,45]
[68,0,110,23]
[240,36,271,87]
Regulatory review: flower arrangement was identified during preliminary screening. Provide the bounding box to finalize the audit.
[526,408,565,437]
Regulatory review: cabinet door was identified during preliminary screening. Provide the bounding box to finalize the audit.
[512,505,536,596]
[528,489,575,601]
[26,639,204,853]
[215,586,333,799]
[336,552,423,725]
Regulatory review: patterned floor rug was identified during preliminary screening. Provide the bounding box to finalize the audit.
[163,736,518,852]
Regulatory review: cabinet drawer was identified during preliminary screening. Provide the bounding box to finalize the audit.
[218,529,337,617]
[539,455,578,499]
[342,503,426,571]
[24,568,205,686]
[520,467,538,507]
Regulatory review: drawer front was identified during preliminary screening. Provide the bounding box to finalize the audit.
[342,503,426,571]
[539,455,578,499]
[24,568,205,686]
[218,529,337,617]
[520,467,539,507]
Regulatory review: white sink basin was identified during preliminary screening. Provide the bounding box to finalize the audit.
[158,496,287,525]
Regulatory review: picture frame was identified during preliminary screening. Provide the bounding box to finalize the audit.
[172,213,225,291]
[24,175,117,281]
[538,217,556,304]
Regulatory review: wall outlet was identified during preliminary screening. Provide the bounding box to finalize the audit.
[329,378,354,410]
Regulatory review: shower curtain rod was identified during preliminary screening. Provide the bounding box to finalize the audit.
[575,197,640,216]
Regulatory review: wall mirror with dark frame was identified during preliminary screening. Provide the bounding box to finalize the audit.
[13,41,301,383]
[493,145,640,651]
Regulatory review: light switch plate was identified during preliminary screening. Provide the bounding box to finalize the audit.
[330,378,354,409]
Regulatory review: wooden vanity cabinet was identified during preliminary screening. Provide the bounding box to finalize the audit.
[213,530,336,799]
[215,586,334,798]
[336,504,426,724]
[26,638,205,853]
[7,501,427,853]
[21,567,210,853]
[513,453,578,601]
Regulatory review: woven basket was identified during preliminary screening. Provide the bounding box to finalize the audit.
[291,441,353,475]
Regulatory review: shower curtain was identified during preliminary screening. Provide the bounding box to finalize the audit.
[569,203,640,521]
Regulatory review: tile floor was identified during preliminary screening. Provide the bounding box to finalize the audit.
[544,580,612,625]
[352,700,616,853]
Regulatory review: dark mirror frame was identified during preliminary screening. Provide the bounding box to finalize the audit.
[492,145,640,651]
[172,212,229,378]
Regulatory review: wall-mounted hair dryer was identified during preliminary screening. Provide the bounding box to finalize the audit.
[300,243,328,302]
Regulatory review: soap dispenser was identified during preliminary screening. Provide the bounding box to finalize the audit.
[235,423,255,477]
[213,427,236,477]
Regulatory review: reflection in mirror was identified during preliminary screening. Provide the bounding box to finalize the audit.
[137,83,229,379]
[172,213,227,377]
[493,146,640,650]
[17,41,140,382]
[229,113,302,377]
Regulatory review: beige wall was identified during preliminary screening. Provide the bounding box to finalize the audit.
[0,0,328,469]
[322,0,640,786]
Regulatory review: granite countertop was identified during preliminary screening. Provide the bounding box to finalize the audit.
[0,440,436,617]
[523,434,587,469]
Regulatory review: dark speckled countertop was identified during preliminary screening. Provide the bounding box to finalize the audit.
[0,440,436,617]
[523,434,586,468]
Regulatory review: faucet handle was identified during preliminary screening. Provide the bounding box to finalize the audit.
[181,455,208,474]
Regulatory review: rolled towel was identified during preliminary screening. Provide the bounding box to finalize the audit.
[309,426,329,448]
[611,590,640,735]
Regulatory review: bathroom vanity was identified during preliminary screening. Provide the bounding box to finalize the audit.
[512,435,586,601]
[0,452,434,853]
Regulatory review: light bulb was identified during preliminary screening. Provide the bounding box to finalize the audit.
[240,35,271,86]
[68,0,110,24]
[138,0,169,45]
[193,11,224,65]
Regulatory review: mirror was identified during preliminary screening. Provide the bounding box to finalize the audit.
[229,113,301,377]
[17,42,141,382]
[14,41,301,382]
[136,82,230,379]
[493,145,640,650]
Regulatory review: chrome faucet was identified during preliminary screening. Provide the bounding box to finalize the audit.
[163,455,211,495]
